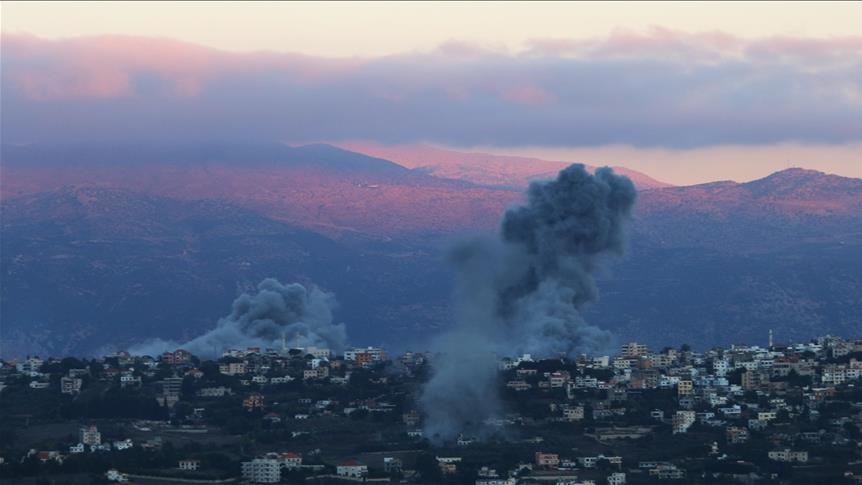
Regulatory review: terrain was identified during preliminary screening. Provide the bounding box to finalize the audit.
[2,143,861,356]
[336,141,672,190]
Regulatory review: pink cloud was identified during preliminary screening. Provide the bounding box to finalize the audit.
[500,85,556,106]
[1,33,363,100]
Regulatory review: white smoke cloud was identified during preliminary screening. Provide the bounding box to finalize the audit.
[130,278,345,358]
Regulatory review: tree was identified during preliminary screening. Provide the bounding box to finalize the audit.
[414,453,442,483]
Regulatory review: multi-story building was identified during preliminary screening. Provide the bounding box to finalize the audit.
[178,459,200,470]
[344,347,386,363]
[337,459,368,478]
[279,452,302,469]
[608,472,626,485]
[219,362,247,375]
[243,393,265,411]
[677,380,693,397]
[563,406,584,421]
[79,425,101,446]
[241,458,281,483]
[61,376,82,395]
[726,426,750,444]
[621,343,649,359]
[535,452,560,468]
[672,410,696,434]
[768,449,809,463]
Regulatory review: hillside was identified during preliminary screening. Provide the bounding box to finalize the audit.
[337,141,672,189]
[1,143,516,242]
[0,186,451,356]
[2,143,861,355]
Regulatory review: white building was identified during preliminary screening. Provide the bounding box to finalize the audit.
[768,449,809,463]
[673,410,696,434]
[61,376,83,394]
[113,439,133,451]
[337,458,368,478]
[179,459,200,470]
[105,469,128,482]
[608,472,627,485]
[279,452,302,469]
[344,347,386,362]
[241,458,281,483]
[80,425,101,446]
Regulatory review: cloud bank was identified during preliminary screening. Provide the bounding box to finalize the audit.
[2,30,860,148]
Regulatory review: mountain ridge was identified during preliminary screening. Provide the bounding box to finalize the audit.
[2,143,861,356]
[335,141,673,189]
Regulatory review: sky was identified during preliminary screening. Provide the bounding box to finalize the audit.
[2,1,861,184]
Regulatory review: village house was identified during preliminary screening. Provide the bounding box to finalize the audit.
[178,459,200,470]
[336,458,368,478]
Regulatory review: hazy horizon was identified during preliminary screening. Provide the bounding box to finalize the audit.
[3,1,861,184]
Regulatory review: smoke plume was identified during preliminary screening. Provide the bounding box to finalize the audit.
[420,164,637,441]
[130,278,346,358]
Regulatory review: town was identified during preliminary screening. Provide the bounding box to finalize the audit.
[4,335,862,484]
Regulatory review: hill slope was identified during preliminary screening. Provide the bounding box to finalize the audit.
[337,141,672,189]
[2,143,861,354]
[0,186,451,356]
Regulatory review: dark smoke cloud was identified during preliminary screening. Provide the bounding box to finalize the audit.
[420,164,636,441]
[131,279,345,358]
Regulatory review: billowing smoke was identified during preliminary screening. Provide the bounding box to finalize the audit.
[420,164,636,441]
[130,278,346,358]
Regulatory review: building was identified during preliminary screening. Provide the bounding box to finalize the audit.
[243,393,265,411]
[79,425,101,446]
[179,459,201,470]
[344,347,386,363]
[677,380,693,397]
[672,410,696,434]
[161,349,192,365]
[198,386,232,397]
[158,376,184,407]
[305,346,331,359]
[549,371,571,388]
[622,342,649,358]
[219,362,247,375]
[383,456,402,473]
[280,452,302,469]
[563,406,585,421]
[768,449,809,463]
[608,472,627,485]
[337,458,368,478]
[105,469,128,482]
[403,410,421,426]
[303,366,329,380]
[242,457,281,483]
[120,373,142,388]
[726,426,750,444]
[436,456,462,475]
[61,376,82,395]
[535,452,560,468]
[113,439,133,450]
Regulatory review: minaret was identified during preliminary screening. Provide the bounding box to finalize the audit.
[769,329,773,349]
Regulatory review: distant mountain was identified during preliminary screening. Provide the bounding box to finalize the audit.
[635,168,862,252]
[336,141,672,190]
[2,143,861,355]
[2,142,516,242]
[1,142,407,174]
